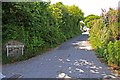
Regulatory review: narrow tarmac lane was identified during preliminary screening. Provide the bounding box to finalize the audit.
[2,32,113,78]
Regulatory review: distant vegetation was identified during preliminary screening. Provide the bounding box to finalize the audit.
[84,14,100,28]
[2,2,84,64]
[88,8,120,67]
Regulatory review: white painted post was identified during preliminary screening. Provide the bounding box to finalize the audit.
[21,47,23,55]
[6,46,9,56]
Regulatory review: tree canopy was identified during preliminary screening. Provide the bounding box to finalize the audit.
[84,14,100,28]
[2,2,84,64]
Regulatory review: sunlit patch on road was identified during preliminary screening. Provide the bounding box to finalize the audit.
[73,59,94,67]
[72,41,93,50]
[66,59,71,62]
[76,68,84,73]
[57,56,106,77]
[68,66,71,70]
[57,72,71,78]
[82,31,89,35]
[90,70,99,74]
[59,58,63,62]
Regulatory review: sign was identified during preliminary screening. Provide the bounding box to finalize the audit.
[6,45,24,56]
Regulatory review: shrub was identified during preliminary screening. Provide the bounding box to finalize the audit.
[89,8,120,66]
[2,2,84,64]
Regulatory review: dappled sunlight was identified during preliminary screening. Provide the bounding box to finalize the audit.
[2,0,119,79]
[73,59,94,67]
[75,68,84,73]
[90,70,99,74]
[56,56,118,78]
[66,59,71,62]
[57,57,107,77]
[57,72,71,78]
[72,41,93,50]
[82,31,89,35]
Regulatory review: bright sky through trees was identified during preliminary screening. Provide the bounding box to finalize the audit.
[48,0,119,16]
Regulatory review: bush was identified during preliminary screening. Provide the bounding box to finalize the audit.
[2,2,84,64]
[89,8,120,66]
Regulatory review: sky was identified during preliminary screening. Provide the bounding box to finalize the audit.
[48,0,119,16]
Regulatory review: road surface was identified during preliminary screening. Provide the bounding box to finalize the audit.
[2,32,114,79]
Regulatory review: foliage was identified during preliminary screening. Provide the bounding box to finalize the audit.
[49,2,84,39]
[89,8,120,66]
[2,2,84,64]
[84,14,100,28]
